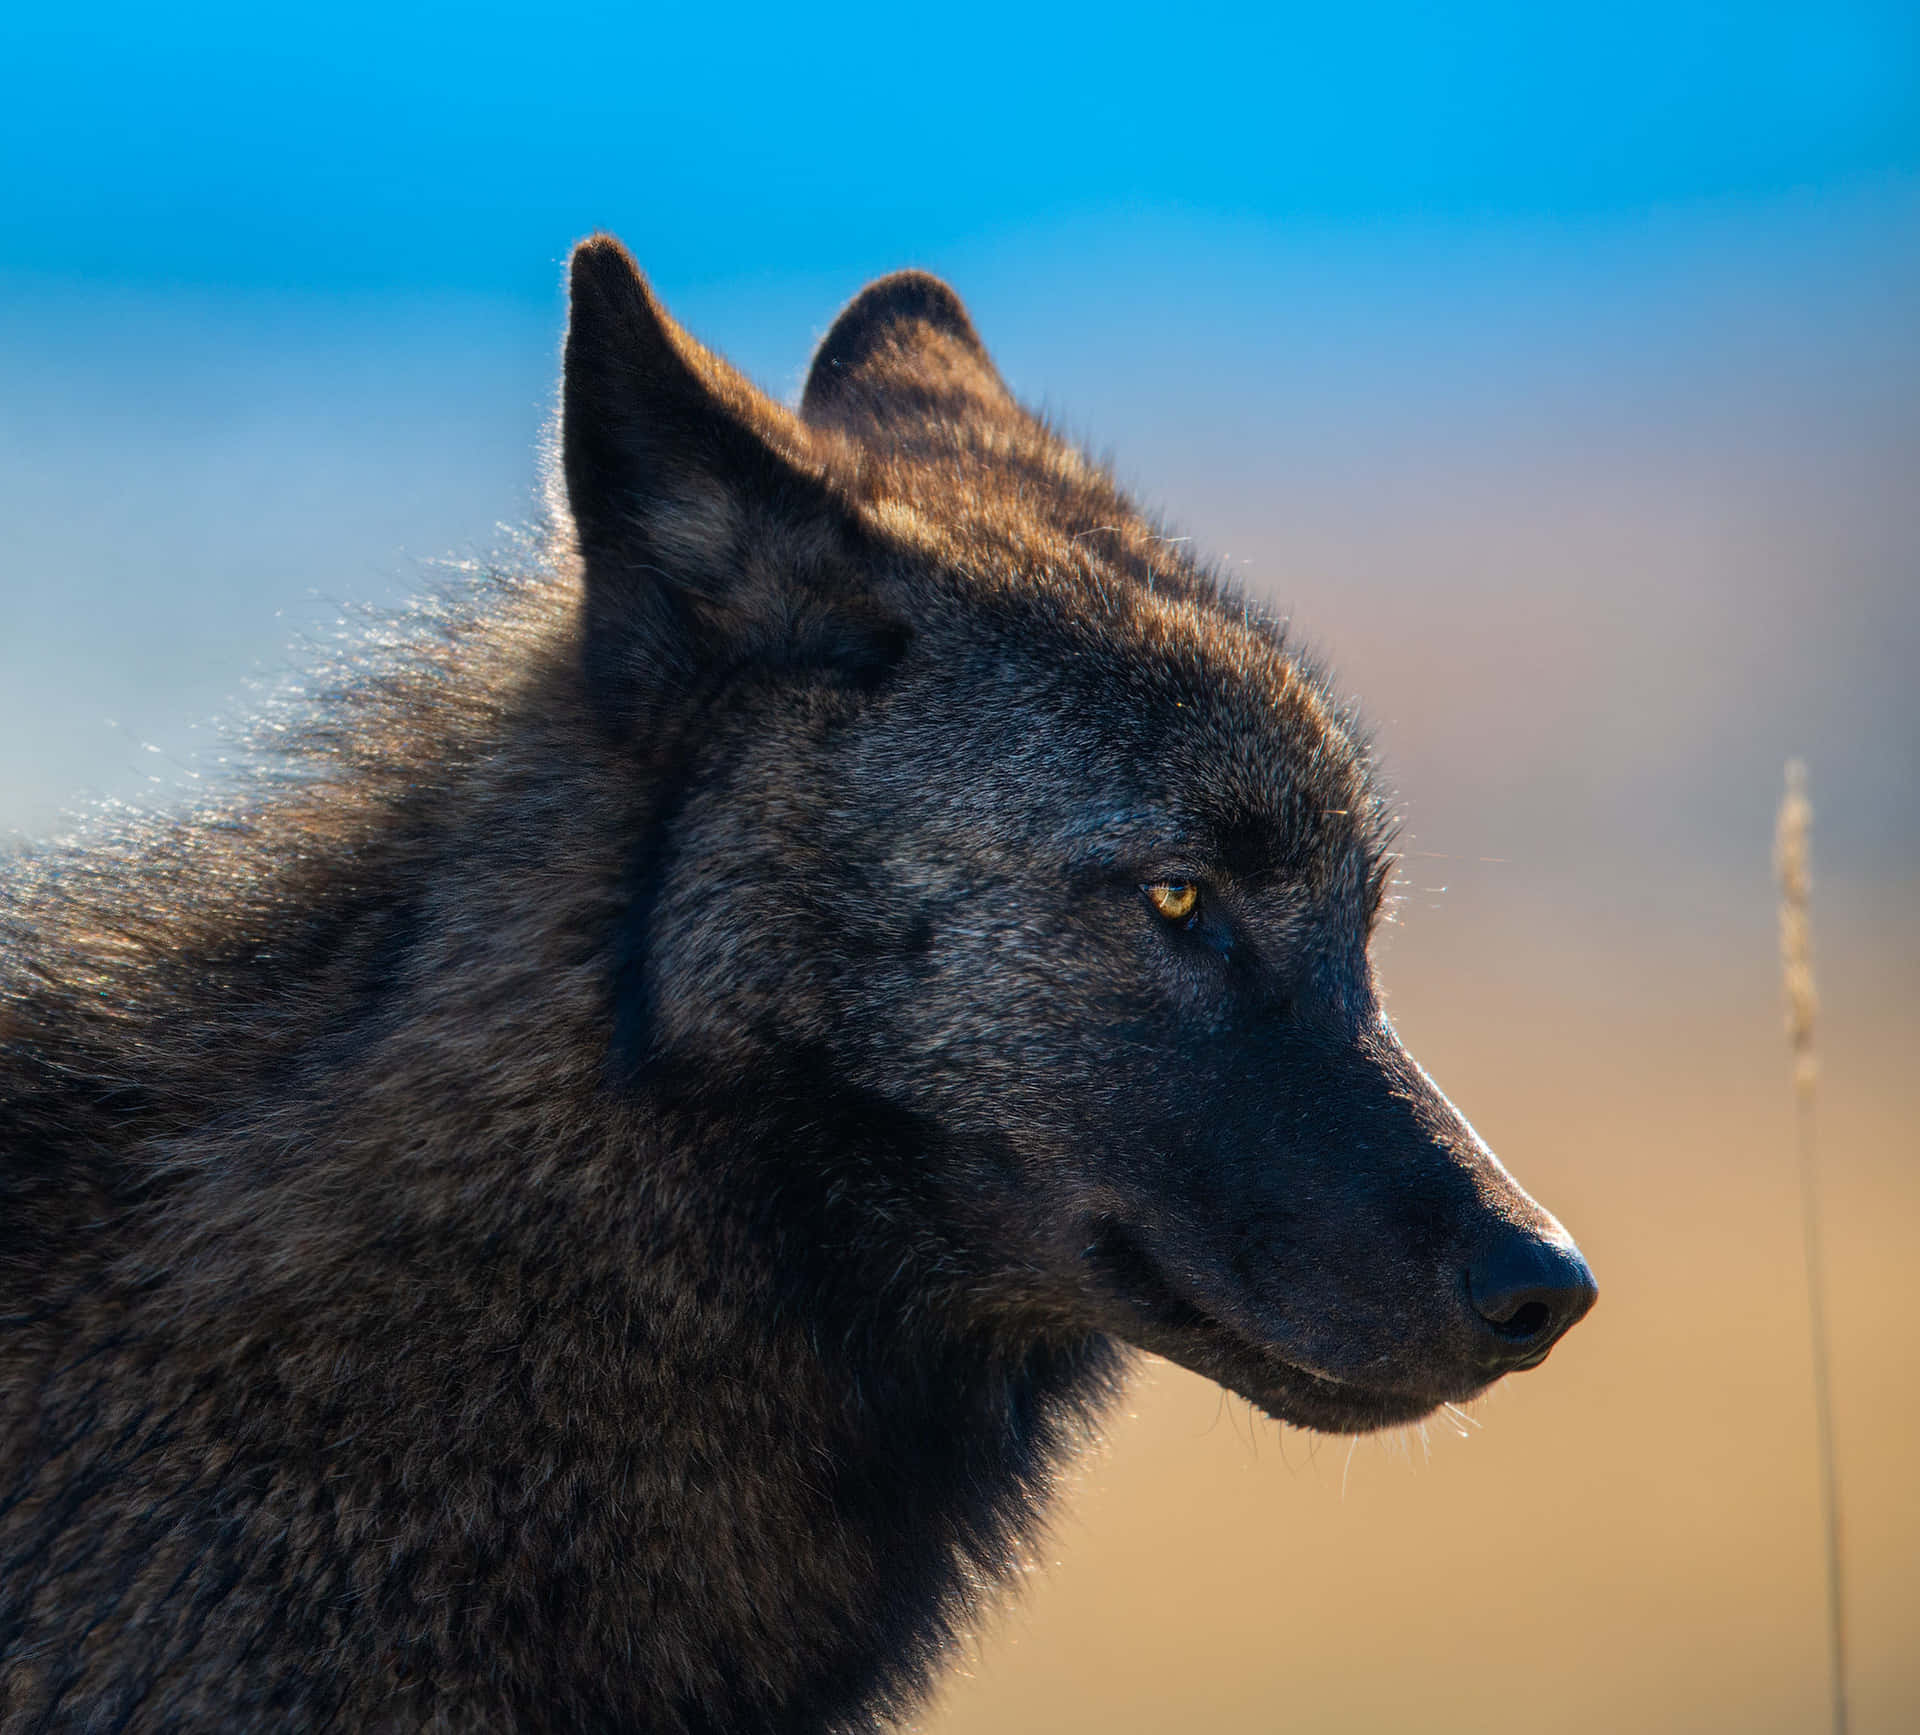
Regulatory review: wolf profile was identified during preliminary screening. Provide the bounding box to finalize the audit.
[0,236,1595,1732]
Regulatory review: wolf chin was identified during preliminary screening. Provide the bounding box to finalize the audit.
[0,237,1595,1732]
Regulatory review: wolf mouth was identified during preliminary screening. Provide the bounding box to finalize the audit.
[1083,1217,1464,1434]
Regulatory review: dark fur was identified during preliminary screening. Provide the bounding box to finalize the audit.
[0,238,1594,1732]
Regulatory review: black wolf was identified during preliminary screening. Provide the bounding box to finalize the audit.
[0,237,1595,1732]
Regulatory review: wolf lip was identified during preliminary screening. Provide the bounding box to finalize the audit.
[1081,1217,1322,1371]
[1083,1219,1368,1405]
[1081,1217,1486,1433]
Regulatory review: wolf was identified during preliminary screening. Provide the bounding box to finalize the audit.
[0,235,1595,1732]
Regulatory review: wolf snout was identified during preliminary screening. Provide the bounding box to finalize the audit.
[1465,1229,1598,1370]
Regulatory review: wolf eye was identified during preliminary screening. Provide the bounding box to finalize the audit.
[1142,881,1200,923]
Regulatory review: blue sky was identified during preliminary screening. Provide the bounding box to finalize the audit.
[3,2,1915,295]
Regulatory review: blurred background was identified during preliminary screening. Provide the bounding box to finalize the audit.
[2,3,1915,1728]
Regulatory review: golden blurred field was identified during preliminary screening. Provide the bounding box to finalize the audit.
[927,884,1919,1733]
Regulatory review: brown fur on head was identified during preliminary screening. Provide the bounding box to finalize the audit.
[0,234,1592,1733]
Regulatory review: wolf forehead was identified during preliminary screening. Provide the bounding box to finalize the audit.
[845,518,1395,905]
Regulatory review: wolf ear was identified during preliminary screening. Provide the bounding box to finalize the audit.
[800,270,1013,433]
[563,234,902,734]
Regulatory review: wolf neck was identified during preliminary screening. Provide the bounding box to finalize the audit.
[0,662,1115,1732]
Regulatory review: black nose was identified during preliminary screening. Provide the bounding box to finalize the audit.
[1467,1232,1598,1368]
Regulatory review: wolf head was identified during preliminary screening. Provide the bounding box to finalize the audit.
[562,235,1595,1436]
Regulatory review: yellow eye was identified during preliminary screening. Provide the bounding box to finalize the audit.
[1143,881,1199,922]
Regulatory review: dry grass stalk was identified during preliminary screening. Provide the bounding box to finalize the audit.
[1774,758,1847,1735]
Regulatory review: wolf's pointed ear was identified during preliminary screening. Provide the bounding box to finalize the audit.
[800,270,1013,433]
[563,235,903,734]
